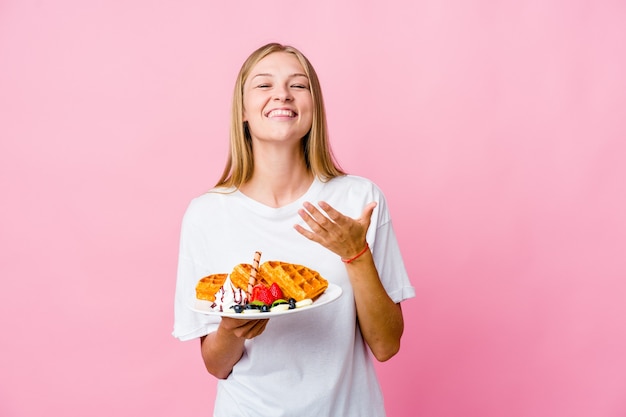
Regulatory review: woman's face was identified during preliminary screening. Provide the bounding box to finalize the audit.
[242,52,313,146]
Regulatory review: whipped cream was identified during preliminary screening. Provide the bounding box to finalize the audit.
[211,276,248,312]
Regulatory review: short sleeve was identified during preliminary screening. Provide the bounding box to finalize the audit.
[367,188,415,304]
[371,220,416,303]
[172,203,221,341]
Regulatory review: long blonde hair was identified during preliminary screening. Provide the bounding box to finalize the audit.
[215,43,345,188]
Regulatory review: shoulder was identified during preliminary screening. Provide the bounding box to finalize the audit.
[191,187,236,204]
[323,175,386,198]
[183,187,237,221]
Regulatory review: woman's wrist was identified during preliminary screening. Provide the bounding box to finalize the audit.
[341,242,369,264]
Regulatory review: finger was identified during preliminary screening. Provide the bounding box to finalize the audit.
[233,318,269,339]
[293,223,324,245]
[222,317,265,331]
[244,319,269,339]
[297,206,328,234]
[360,202,377,223]
[317,201,347,224]
[302,202,334,227]
[293,223,313,238]
[220,316,244,331]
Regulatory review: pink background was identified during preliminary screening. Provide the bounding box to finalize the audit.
[1,1,625,416]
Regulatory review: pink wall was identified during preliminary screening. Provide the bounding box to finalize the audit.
[1,1,625,416]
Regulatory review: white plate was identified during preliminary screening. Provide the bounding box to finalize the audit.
[190,283,342,319]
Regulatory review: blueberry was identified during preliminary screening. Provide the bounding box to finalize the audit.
[261,304,270,313]
[288,298,297,309]
[233,305,243,314]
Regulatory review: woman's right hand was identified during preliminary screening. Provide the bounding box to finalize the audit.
[200,317,269,378]
[219,316,269,339]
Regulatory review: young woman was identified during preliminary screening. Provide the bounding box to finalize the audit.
[173,42,415,416]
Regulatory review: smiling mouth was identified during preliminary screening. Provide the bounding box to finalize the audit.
[265,109,297,118]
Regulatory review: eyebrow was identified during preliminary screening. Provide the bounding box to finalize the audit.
[251,72,308,79]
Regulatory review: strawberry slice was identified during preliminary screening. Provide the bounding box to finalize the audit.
[251,284,264,302]
[269,282,284,301]
[254,285,275,306]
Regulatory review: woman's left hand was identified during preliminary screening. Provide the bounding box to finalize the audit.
[294,200,376,259]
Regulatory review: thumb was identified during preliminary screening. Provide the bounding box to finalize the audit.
[360,201,378,225]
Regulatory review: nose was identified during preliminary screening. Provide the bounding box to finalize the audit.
[273,84,293,102]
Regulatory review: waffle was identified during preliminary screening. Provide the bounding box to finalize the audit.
[195,273,228,301]
[230,263,272,290]
[259,261,328,301]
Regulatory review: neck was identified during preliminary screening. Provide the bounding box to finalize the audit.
[239,143,314,208]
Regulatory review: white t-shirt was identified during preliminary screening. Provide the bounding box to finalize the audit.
[173,175,415,417]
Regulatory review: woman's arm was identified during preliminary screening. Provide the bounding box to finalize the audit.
[295,201,404,361]
[200,318,268,379]
[342,248,404,361]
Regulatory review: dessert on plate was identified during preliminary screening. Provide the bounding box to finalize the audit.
[195,252,329,314]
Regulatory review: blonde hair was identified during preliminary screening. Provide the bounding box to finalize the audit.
[215,43,345,188]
